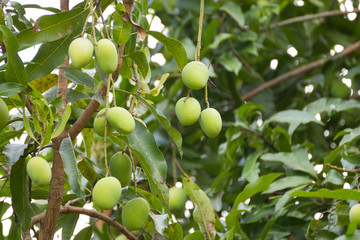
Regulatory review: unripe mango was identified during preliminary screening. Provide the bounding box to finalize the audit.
[110,152,132,187]
[350,204,360,228]
[107,107,135,135]
[115,235,129,240]
[169,187,187,211]
[182,61,209,90]
[27,156,51,186]
[92,176,122,210]
[175,97,201,126]
[122,197,150,230]
[68,38,94,68]
[94,109,113,137]
[95,39,118,74]
[0,98,9,129]
[200,108,222,138]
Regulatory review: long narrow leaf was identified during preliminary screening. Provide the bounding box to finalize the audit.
[127,121,169,203]
[59,136,84,198]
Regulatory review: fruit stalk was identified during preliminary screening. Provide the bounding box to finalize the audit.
[195,0,205,61]
[104,74,112,176]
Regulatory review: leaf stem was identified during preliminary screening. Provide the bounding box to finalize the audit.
[104,74,112,177]
[205,85,209,108]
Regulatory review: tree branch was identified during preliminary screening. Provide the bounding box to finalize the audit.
[259,9,360,32]
[39,0,69,239]
[39,145,65,240]
[242,41,360,101]
[32,206,138,240]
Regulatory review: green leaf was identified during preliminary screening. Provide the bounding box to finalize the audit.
[59,136,84,198]
[233,173,282,209]
[51,104,71,139]
[183,177,216,240]
[150,73,169,96]
[26,25,84,82]
[220,2,245,27]
[218,53,242,75]
[127,120,169,203]
[23,4,61,14]
[0,83,27,97]
[58,67,96,91]
[77,158,98,184]
[303,98,360,115]
[207,33,234,50]
[23,103,40,144]
[261,216,281,240]
[290,189,360,200]
[0,129,23,146]
[335,233,360,240]
[17,7,88,48]
[113,16,132,44]
[339,126,360,146]
[164,223,183,240]
[346,221,357,236]
[263,176,313,194]
[0,26,28,85]
[81,128,94,158]
[128,51,149,78]
[4,144,28,166]
[264,109,323,135]
[73,226,92,240]
[225,204,251,238]
[183,231,205,240]
[148,31,187,71]
[133,94,183,156]
[241,151,261,182]
[149,212,168,235]
[57,213,79,240]
[10,158,33,231]
[261,149,317,178]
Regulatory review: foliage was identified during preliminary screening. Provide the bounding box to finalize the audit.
[0,0,360,239]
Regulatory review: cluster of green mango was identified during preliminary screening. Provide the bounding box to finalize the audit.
[176,61,222,138]
[26,152,150,231]
[69,38,118,73]
[92,152,150,231]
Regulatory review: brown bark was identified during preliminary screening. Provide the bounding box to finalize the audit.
[57,61,69,114]
[38,0,68,239]
[39,145,65,240]
[242,41,360,101]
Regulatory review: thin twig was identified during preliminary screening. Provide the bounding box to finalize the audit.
[31,206,138,240]
[64,194,92,206]
[0,162,8,174]
[174,159,192,182]
[259,9,360,32]
[228,39,264,81]
[242,128,279,152]
[326,163,360,173]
